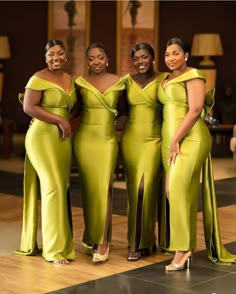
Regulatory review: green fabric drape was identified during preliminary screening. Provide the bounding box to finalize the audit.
[202,155,236,264]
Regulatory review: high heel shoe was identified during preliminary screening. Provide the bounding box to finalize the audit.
[127,249,141,262]
[92,246,109,262]
[165,251,192,271]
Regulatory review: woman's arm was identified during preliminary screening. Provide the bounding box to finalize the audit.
[23,88,71,139]
[169,78,205,164]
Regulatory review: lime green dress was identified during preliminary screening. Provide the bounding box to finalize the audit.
[120,73,164,250]
[158,69,236,264]
[73,76,125,246]
[15,76,76,262]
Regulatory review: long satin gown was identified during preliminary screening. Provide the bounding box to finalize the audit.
[73,76,125,246]
[158,68,236,264]
[15,76,76,262]
[120,73,164,250]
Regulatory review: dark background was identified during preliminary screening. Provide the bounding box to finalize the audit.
[0,1,235,133]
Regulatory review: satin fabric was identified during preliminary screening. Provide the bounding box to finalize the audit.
[73,76,125,246]
[15,76,76,262]
[158,69,236,264]
[120,73,165,249]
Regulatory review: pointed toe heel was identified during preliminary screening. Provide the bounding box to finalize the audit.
[165,251,192,271]
[92,247,109,262]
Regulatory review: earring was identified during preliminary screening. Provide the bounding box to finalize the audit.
[153,61,155,64]
[65,58,68,62]
[106,63,108,67]
[185,58,188,61]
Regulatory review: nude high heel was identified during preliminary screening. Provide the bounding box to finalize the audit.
[92,246,109,262]
[165,251,192,271]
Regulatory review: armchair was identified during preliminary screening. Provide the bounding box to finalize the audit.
[230,125,236,165]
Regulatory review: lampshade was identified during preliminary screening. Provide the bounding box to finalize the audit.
[191,33,223,57]
[0,36,11,59]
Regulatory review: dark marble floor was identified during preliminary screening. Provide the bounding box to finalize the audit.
[47,175,236,294]
[47,242,236,294]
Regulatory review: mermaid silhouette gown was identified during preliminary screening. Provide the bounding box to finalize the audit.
[120,73,165,250]
[158,69,236,264]
[15,76,76,262]
[73,76,125,246]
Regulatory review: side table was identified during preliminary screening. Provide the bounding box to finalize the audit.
[208,124,234,157]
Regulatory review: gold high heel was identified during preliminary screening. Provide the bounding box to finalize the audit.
[165,251,192,271]
[92,246,109,262]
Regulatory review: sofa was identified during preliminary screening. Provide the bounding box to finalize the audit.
[230,125,236,165]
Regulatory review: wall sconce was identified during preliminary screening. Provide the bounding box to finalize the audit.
[191,33,223,94]
[0,36,11,124]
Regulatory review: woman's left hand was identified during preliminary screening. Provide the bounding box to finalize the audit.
[168,140,181,165]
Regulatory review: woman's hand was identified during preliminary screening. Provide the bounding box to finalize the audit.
[29,118,34,128]
[168,140,181,165]
[57,117,72,139]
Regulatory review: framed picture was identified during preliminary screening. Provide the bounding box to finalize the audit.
[116,0,159,75]
[48,0,90,78]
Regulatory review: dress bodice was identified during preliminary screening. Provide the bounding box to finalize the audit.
[75,76,125,124]
[157,68,211,139]
[123,73,165,124]
[158,68,206,105]
[25,76,76,116]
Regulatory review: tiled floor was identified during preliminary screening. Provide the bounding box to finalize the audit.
[47,242,236,294]
[0,156,236,293]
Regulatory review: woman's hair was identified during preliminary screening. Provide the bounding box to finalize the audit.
[166,37,191,55]
[131,43,155,59]
[86,42,108,57]
[45,40,66,53]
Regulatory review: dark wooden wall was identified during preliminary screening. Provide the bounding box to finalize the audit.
[0,1,235,133]
[0,1,48,132]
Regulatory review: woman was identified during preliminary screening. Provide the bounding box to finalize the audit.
[158,37,236,271]
[120,43,165,261]
[73,43,125,262]
[15,40,76,264]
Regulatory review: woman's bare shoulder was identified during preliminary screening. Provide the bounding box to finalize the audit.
[33,68,48,79]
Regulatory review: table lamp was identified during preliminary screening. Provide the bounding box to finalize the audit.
[191,33,223,93]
